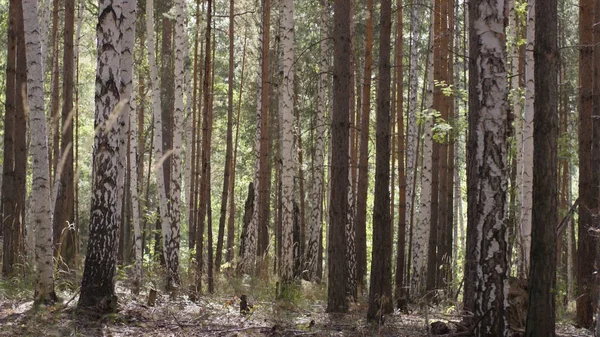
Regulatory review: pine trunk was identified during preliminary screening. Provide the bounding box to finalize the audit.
[327,0,350,313]
[367,0,393,321]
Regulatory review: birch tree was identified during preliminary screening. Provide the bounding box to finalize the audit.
[166,0,187,290]
[304,0,329,282]
[411,19,434,298]
[52,0,76,270]
[519,0,535,279]
[279,0,295,293]
[145,0,173,289]
[120,0,142,291]
[78,0,123,311]
[465,0,509,335]
[23,0,57,305]
[406,0,421,260]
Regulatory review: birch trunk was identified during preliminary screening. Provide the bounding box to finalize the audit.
[120,0,141,291]
[411,21,434,298]
[279,0,295,291]
[23,0,57,305]
[241,0,268,274]
[145,0,172,287]
[305,0,329,282]
[165,0,186,290]
[467,0,509,334]
[519,0,535,279]
[406,0,421,246]
[78,0,123,312]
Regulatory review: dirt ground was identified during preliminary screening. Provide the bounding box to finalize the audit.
[0,285,594,336]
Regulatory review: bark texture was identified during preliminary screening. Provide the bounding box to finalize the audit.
[367,0,393,321]
[525,0,558,334]
[327,0,350,313]
[78,0,123,311]
[465,1,509,335]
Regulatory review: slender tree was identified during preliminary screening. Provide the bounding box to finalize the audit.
[367,0,393,321]
[412,18,433,298]
[464,0,509,335]
[577,0,595,327]
[519,0,535,279]
[305,0,329,282]
[196,0,213,291]
[215,0,235,272]
[525,0,558,334]
[394,0,406,305]
[145,0,173,289]
[355,0,374,292]
[279,0,295,293]
[2,0,27,277]
[78,0,123,311]
[327,0,350,313]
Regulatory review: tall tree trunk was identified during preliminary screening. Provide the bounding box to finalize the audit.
[77,0,123,312]
[2,0,27,277]
[227,34,248,264]
[518,0,535,279]
[525,0,557,334]
[327,0,350,313]
[394,0,406,306]
[412,21,433,299]
[196,0,213,292]
[345,0,357,301]
[367,0,393,321]
[258,0,273,261]
[188,0,201,251]
[215,0,235,272]
[305,0,329,282]
[145,0,172,290]
[53,0,76,271]
[167,0,186,290]
[241,0,270,274]
[355,0,374,293]
[405,0,421,284]
[577,0,595,328]
[279,0,295,294]
[49,0,60,185]
[465,0,509,335]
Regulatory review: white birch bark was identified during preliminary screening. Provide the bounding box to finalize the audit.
[411,19,434,298]
[279,0,295,285]
[241,9,264,274]
[23,0,56,304]
[470,1,509,334]
[39,0,52,81]
[168,0,186,288]
[519,0,534,279]
[406,0,421,236]
[145,0,172,283]
[305,0,329,282]
[120,0,142,290]
[509,0,522,219]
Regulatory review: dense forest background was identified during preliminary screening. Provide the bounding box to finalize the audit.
[0,0,592,335]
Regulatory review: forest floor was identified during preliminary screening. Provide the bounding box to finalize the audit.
[0,279,595,337]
